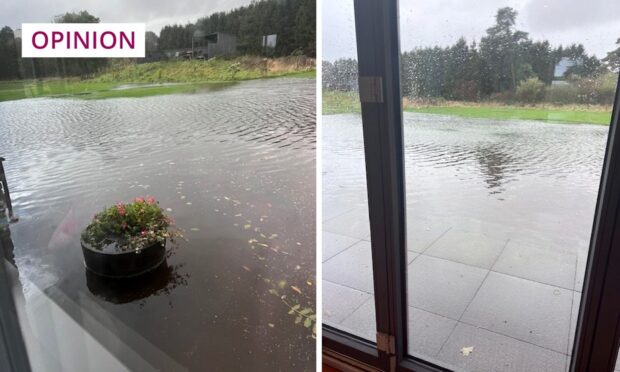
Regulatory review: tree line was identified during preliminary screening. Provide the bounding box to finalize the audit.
[0,0,315,80]
[323,7,619,105]
[159,0,314,56]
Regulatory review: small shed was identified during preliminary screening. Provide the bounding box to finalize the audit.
[205,32,237,58]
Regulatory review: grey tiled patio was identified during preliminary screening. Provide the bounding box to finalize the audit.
[323,206,591,372]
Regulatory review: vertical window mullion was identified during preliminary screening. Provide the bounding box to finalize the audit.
[353,0,408,368]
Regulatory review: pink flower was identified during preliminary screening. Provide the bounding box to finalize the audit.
[146,196,156,205]
[135,197,145,203]
[141,230,147,236]
[116,202,126,216]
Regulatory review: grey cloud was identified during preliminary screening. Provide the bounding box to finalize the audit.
[1,0,252,33]
[324,0,619,61]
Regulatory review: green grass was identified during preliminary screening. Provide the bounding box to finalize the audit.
[0,57,315,102]
[322,90,612,125]
[407,106,612,125]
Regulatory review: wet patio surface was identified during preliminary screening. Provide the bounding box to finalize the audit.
[322,113,611,371]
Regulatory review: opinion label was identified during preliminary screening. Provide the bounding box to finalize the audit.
[21,23,145,58]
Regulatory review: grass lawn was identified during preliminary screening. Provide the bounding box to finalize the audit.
[0,58,315,102]
[322,90,613,125]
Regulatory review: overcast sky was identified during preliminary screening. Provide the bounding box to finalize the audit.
[324,0,620,61]
[1,0,253,34]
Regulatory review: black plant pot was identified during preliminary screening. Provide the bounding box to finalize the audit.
[85,260,172,304]
[81,238,166,278]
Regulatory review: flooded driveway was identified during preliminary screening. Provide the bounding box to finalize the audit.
[0,78,316,371]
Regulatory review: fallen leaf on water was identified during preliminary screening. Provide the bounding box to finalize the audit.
[186,202,192,205]
[180,196,186,200]
[460,346,474,356]
[190,227,199,231]
[268,323,274,328]
[242,265,251,272]
[166,208,173,212]
[244,224,251,229]
[291,286,302,294]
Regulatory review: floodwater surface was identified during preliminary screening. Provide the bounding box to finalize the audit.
[0,78,316,371]
[323,113,608,245]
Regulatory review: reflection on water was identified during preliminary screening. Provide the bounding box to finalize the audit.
[324,112,607,243]
[474,144,515,194]
[85,253,189,306]
[0,78,315,371]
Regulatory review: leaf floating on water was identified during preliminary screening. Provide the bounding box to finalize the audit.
[268,323,274,328]
[260,233,267,238]
[268,289,279,296]
[291,286,302,295]
[269,234,278,239]
[277,280,287,289]
[296,242,302,246]
[307,281,313,286]
[257,243,269,248]
[180,196,186,200]
[244,224,251,230]
[303,318,312,328]
[186,202,192,205]
[234,213,242,217]
[166,208,173,212]
[242,265,251,272]
[299,308,312,315]
[294,316,302,324]
[190,227,199,231]
[460,346,474,356]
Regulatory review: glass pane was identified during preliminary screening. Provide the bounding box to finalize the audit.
[0,1,317,370]
[321,0,376,341]
[397,1,620,370]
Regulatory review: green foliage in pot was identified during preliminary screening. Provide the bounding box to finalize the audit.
[82,197,180,252]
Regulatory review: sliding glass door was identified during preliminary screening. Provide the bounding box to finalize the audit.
[322,0,620,371]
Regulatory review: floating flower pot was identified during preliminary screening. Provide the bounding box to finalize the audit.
[81,238,166,278]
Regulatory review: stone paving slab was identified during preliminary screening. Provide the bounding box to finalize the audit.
[437,323,567,372]
[568,293,581,355]
[406,220,451,253]
[574,250,588,292]
[407,255,488,320]
[323,240,375,293]
[493,240,577,289]
[461,272,573,353]
[424,229,508,269]
[340,298,458,358]
[324,207,371,240]
[322,231,360,262]
[322,280,372,325]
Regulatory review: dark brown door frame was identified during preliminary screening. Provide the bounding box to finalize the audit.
[571,72,620,371]
[323,0,620,371]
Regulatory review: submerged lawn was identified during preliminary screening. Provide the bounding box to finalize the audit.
[323,90,613,125]
[0,57,315,102]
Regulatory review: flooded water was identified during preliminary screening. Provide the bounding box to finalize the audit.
[0,78,316,371]
[323,112,608,249]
